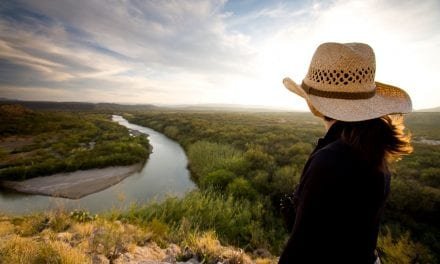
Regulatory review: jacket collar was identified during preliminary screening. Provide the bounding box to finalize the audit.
[315,121,345,152]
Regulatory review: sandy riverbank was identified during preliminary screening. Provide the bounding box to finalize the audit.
[0,163,143,199]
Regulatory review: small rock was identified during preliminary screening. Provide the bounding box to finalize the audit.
[253,248,272,258]
[115,242,167,263]
[113,253,132,264]
[178,246,194,261]
[95,243,105,254]
[92,254,110,264]
[56,232,72,242]
[177,257,200,264]
[162,243,182,262]
[138,261,171,264]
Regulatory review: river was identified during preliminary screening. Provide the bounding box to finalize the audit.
[0,115,196,214]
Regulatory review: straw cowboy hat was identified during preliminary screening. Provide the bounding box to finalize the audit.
[283,42,412,121]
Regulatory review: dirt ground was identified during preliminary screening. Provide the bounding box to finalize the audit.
[0,163,143,199]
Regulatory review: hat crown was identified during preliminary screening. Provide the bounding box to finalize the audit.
[304,42,376,93]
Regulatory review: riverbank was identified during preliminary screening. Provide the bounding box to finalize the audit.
[0,163,143,199]
[0,108,150,180]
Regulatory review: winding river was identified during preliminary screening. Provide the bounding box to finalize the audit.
[0,115,196,214]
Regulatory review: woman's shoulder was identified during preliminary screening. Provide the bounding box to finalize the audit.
[306,139,374,183]
[310,139,358,167]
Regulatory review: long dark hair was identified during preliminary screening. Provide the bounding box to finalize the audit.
[332,115,412,173]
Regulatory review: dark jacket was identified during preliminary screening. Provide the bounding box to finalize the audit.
[279,122,390,264]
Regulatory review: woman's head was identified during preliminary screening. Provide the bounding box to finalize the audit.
[284,42,413,170]
[337,116,412,171]
[307,98,412,171]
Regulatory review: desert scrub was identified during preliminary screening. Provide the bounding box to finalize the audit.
[184,231,252,264]
[120,190,285,253]
[14,214,50,236]
[0,218,15,237]
[88,219,150,261]
[70,210,97,223]
[0,211,279,263]
[0,234,90,264]
[377,227,435,263]
[48,210,72,232]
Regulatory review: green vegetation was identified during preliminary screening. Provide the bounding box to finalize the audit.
[0,210,275,263]
[0,103,438,262]
[0,104,150,180]
[127,111,439,262]
[120,190,284,251]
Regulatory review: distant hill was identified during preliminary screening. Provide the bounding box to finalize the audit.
[167,103,295,112]
[0,104,34,117]
[416,106,440,112]
[0,99,296,112]
[0,99,158,112]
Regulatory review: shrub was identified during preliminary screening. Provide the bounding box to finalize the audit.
[16,214,50,236]
[49,211,72,232]
[188,141,244,179]
[377,227,434,263]
[201,169,236,190]
[0,235,91,264]
[226,177,257,200]
[183,231,256,264]
[420,167,440,188]
[271,165,300,195]
[70,210,97,223]
[244,146,275,171]
[121,190,284,252]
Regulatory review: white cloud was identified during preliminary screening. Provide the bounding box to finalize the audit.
[0,0,439,109]
[1,0,259,104]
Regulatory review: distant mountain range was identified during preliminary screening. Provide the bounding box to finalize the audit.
[0,98,295,112]
[164,103,294,112]
[0,98,159,112]
[416,106,440,112]
[2,98,437,113]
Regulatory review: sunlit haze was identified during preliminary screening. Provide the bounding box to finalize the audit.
[0,0,439,110]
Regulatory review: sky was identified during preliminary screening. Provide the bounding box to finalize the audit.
[0,0,439,110]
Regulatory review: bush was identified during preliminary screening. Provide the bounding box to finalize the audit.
[201,169,236,190]
[271,165,300,195]
[0,235,90,263]
[187,141,245,179]
[121,190,284,253]
[16,214,50,236]
[421,167,440,188]
[227,177,257,200]
[378,227,434,263]
[70,210,97,223]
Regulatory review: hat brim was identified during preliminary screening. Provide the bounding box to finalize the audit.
[283,77,412,122]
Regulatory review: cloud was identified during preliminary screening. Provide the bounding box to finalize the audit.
[0,0,439,109]
[16,0,255,73]
[0,0,256,103]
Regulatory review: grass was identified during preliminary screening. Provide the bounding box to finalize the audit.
[0,235,90,264]
[119,190,285,253]
[0,208,278,264]
[0,198,432,264]
[377,227,435,264]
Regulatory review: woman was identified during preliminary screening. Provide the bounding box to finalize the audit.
[279,43,412,263]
